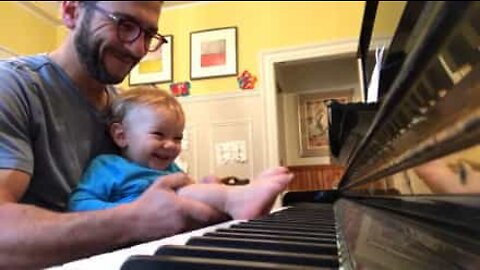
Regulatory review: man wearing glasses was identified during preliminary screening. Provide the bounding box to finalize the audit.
[0,2,224,268]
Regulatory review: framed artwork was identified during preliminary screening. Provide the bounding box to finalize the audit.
[190,27,238,80]
[298,89,353,157]
[129,35,173,85]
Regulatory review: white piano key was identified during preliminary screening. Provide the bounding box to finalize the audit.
[47,220,242,270]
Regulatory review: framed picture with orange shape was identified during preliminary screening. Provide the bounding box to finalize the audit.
[129,35,173,85]
[190,27,238,80]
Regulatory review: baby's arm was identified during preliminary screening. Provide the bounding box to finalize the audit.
[68,157,122,211]
[68,187,123,211]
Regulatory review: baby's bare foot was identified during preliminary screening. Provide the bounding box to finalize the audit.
[199,175,221,184]
[226,168,293,219]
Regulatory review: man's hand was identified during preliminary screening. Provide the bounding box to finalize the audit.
[125,173,227,242]
[155,172,194,190]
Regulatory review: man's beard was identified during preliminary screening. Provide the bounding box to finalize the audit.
[74,14,128,84]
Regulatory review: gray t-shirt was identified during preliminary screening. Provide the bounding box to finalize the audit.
[0,54,117,211]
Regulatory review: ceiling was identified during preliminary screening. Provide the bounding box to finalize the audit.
[163,1,199,9]
[275,56,359,94]
[18,1,204,26]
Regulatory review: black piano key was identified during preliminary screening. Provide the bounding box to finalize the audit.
[246,220,336,229]
[258,218,336,225]
[255,213,336,222]
[216,227,337,239]
[120,255,327,270]
[254,217,336,226]
[268,208,334,214]
[272,205,334,214]
[204,231,336,244]
[266,213,334,220]
[259,212,335,223]
[231,222,337,234]
[268,209,334,215]
[155,245,339,268]
[186,236,338,255]
[240,220,335,229]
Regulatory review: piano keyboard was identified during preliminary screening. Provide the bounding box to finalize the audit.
[50,203,340,269]
[123,203,339,270]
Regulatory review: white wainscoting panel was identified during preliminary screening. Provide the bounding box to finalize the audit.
[210,119,254,179]
[178,91,265,181]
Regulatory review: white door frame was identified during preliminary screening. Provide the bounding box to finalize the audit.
[258,39,359,168]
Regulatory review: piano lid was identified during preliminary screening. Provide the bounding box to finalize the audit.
[330,1,480,197]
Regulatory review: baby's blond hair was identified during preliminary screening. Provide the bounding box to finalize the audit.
[110,86,184,124]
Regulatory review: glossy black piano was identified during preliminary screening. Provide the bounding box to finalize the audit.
[55,1,480,269]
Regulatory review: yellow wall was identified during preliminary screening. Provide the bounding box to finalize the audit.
[50,2,369,94]
[0,2,57,55]
[151,1,365,94]
[3,2,367,94]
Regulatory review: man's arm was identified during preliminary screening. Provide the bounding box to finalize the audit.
[0,171,227,269]
[0,170,28,202]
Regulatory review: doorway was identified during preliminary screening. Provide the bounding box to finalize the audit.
[259,39,360,169]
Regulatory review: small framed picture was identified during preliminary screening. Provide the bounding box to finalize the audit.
[190,27,238,80]
[129,35,173,85]
[298,89,353,157]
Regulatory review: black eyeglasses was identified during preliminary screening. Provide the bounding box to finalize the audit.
[88,4,167,52]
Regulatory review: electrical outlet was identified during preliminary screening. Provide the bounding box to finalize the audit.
[215,140,248,165]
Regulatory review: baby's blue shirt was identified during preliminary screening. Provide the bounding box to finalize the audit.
[68,154,182,211]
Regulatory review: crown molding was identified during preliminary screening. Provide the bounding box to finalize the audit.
[163,1,221,11]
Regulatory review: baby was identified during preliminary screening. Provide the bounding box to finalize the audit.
[68,87,293,219]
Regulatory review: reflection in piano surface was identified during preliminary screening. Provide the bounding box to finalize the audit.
[353,145,480,195]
